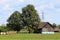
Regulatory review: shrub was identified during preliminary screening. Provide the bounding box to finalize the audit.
[0,26,8,32]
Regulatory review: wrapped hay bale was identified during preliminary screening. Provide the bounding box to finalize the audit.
[0,32,6,35]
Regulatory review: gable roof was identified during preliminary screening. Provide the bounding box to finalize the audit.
[38,22,53,29]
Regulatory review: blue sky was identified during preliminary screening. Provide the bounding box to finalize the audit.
[0,0,60,25]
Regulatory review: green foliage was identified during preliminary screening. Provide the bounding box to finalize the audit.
[7,4,41,33]
[22,4,41,33]
[7,11,23,32]
[0,26,8,32]
[57,25,60,29]
[28,27,34,33]
[52,23,57,28]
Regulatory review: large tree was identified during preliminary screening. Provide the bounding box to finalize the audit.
[7,11,23,32]
[22,4,41,33]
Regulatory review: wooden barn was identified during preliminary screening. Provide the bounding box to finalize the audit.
[54,27,60,32]
[34,22,54,33]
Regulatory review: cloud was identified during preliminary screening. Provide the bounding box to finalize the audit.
[12,0,25,4]
[0,0,60,24]
[2,4,10,10]
[35,0,60,12]
[0,0,6,3]
[19,0,25,3]
[35,3,54,11]
[2,4,13,11]
[56,8,60,13]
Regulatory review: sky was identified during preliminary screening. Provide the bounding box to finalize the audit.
[0,0,60,25]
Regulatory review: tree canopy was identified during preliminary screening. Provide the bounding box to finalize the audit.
[52,23,57,28]
[22,4,41,33]
[7,4,41,33]
[7,11,23,32]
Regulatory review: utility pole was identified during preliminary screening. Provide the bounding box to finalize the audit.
[42,11,44,22]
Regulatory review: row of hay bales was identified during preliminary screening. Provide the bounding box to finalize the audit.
[0,31,17,35]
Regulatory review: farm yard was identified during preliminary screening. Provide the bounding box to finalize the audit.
[0,33,60,40]
[0,0,60,40]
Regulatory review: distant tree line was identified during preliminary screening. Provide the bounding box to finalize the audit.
[52,23,60,29]
[0,25,8,32]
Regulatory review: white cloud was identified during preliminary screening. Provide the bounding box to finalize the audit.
[2,4,13,10]
[48,3,54,9]
[0,0,60,24]
[56,8,60,13]
[2,4,12,10]
[13,0,25,4]
[36,3,54,11]
[19,0,25,3]
[53,0,60,5]
[0,0,6,3]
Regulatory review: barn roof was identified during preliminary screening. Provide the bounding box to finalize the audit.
[38,22,53,29]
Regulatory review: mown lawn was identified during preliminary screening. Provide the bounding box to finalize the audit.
[0,33,60,40]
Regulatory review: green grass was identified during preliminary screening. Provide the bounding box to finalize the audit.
[0,33,60,40]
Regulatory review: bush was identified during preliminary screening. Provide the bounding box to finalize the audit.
[0,26,8,32]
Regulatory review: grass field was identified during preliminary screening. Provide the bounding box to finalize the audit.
[0,33,60,40]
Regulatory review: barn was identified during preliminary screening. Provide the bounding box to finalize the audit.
[34,22,54,34]
[54,27,60,32]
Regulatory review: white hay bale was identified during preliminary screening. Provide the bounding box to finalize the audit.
[1,32,3,35]
[4,32,6,35]
[42,32,54,34]
[0,32,6,35]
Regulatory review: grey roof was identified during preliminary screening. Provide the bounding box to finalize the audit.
[38,22,53,29]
